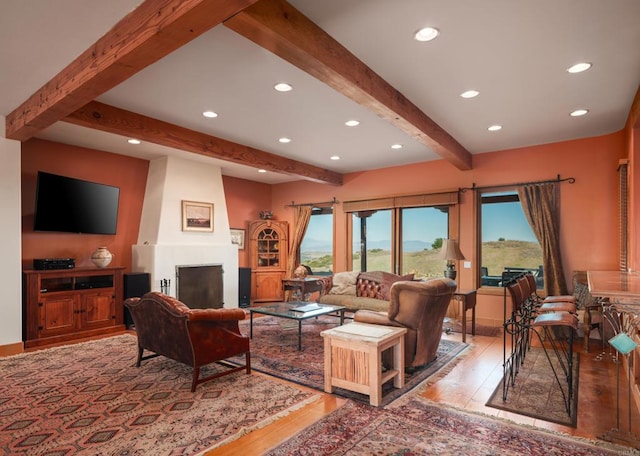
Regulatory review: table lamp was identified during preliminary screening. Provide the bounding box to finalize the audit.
[438,239,465,280]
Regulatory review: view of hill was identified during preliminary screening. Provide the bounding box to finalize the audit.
[301,239,542,279]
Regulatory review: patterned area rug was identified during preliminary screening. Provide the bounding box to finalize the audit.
[232,316,469,407]
[267,396,633,455]
[485,346,580,427]
[0,334,319,455]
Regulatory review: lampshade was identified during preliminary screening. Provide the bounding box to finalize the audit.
[438,239,465,261]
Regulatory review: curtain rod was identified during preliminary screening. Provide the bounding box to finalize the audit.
[460,175,575,193]
[285,197,339,208]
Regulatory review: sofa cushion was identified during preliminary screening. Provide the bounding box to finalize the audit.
[328,270,360,295]
[357,271,415,300]
[319,293,390,312]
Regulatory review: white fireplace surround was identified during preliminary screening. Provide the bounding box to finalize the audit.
[132,156,239,308]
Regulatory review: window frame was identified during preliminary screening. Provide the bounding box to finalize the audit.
[344,190,460,275]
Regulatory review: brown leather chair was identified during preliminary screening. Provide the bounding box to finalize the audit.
[353,278,456,369]
[125,292,250,391]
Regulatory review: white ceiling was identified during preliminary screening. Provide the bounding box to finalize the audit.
[1,0,639,184]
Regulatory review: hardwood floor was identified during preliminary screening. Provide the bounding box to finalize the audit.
[205,330,640,454]
[21,329,640,454]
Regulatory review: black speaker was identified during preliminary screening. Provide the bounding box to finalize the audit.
[123,272,151,328]
[239,267,251,308]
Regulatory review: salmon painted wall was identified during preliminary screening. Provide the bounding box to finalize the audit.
[21,139,149,271]
[222,175,272,268]
[266,133,625,326]
[625,87,640,271]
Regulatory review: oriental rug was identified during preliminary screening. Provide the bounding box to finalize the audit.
[0,334,320,455]
[267,396,634,455]
[232,316,468,407]
[485,346,580,427]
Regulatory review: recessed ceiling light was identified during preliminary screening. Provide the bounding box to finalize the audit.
[460,90,479,99]
[330,155,340,161]
[391,144,403,149]
[279,137,291,143]
[202,111,218,118]
[345,120,360,127]
[258,169,267,173]
[274,82,293,92]
[414,27,439,42]
[127,139,141,144]
[488,125,502,131]
[570,109,589,117]
[567,62,592,74]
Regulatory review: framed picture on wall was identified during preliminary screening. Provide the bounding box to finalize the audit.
[182,200,214,232]
[230,228,245,249]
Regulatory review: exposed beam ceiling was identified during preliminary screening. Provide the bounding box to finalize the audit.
[224,0,472,170]
[65,101,343,185]
[5,0,259,141]
[4,0,473,181]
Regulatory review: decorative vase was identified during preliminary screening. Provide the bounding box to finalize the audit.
[91,246,113,268]
[294,265,308,278]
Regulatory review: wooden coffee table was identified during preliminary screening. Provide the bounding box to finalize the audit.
[249,301,345,350]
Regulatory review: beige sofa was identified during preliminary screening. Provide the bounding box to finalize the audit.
[318,270,414,312]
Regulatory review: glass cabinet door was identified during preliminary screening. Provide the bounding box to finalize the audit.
[257,228,280,267]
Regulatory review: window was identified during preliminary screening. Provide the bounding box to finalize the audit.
[480,191,543,287]
[299,207,333,275]
[344,191,459,277]
[349,204,452,278]
[400,206,449,279]
[352,209,392,272]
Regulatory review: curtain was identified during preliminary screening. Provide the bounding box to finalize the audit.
[517,183,568,295]
[286,205,312,279]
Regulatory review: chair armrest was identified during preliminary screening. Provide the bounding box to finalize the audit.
[354,309,396,326]
[187,308,246,322]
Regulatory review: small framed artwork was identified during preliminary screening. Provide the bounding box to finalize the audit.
[182,200,214,232]
[230,228,246,250]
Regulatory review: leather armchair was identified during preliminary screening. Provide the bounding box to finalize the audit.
[125,292,250,391]
[354,278,456,369]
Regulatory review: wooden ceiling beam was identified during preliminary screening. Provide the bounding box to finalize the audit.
[224,0,473,170]
[64,101,344,185]
[5,0,259,141]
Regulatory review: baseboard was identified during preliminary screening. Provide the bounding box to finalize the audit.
[0,341,24,357]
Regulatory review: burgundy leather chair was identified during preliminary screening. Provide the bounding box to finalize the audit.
[125,292,250,391]
[354,278,456,369]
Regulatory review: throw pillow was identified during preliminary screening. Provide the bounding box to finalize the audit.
[328,270,360,295]
[358,271,415,301]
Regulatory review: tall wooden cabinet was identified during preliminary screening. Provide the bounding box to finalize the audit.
[23,267,125,348]
[249,220,288,302]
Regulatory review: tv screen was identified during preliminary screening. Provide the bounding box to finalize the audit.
[33,171,120,235]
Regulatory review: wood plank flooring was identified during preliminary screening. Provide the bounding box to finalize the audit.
[22,328,640,454]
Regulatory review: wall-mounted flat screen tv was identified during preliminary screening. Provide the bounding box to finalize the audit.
[33,171,120,235]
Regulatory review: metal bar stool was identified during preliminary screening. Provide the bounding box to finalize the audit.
[525,273,576,307]
[530,311,578,414]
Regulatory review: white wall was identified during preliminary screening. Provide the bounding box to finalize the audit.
[133,156,239,307]
[0,116,23,346]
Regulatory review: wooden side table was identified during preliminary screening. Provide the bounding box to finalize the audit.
[281,277,326,301]
[321,322,407,406]
[452,290,477,343]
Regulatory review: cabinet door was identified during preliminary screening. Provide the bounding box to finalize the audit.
[38,294,79,338]
[253,272,284,301]
[82,291,116,329]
